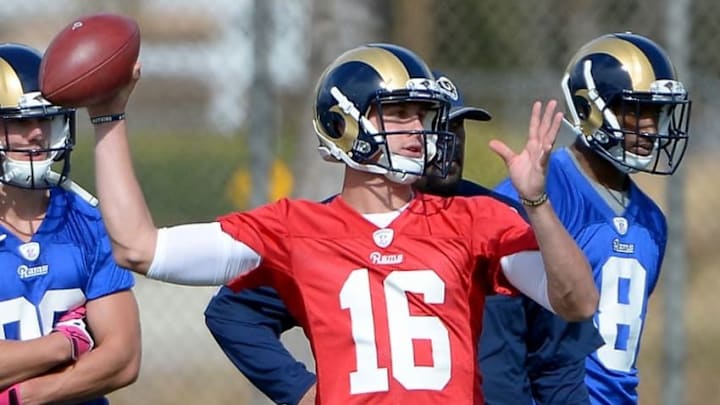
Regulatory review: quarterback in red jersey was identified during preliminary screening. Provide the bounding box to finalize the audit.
[84,43,598,404]
[221,193,535,402]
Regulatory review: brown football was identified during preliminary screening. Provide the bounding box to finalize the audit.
[39,13,140,107]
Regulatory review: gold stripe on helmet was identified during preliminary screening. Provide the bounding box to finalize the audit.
[0,58,24,108]
[333,46,411,91]
[577,37,657,91]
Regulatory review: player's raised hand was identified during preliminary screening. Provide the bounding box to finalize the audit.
[86,61,142,119]
[52,306,95,361]
[0,384,21,405]
[489,100,562,204]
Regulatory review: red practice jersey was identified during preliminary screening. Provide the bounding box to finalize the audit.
[222,193,537,404]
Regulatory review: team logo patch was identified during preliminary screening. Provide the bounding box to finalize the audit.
[17,264,49,279]
[372,228,394,248]
[612,238,635,254]
[370,251,404,265]
[435,75,459,101]
[18,242,41,261]
[612,217,628,236]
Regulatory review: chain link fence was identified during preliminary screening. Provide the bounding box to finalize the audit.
[2,0,719,404]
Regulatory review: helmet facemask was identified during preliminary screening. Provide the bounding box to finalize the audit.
[599,90,690,175]
[0,91,76,189]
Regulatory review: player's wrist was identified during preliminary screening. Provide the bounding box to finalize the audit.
[51,329,80,361]
[90,112,126,125]
[85,101,125,118]
[52,307,95,361]
[47,330,76,362]
[519,192,548,207]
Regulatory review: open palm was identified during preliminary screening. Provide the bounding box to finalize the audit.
[489,100,563,201]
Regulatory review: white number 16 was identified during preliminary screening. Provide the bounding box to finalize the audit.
[340,269,451,394]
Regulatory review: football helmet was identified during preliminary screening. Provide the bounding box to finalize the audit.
[313,43,454,184]
[0,43,75,188]
[561,32,690,175]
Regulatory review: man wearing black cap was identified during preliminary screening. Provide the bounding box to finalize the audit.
[203,72,529,405]
[412,72,497,198]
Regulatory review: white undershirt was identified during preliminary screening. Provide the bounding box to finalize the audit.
[362,204,406,228]
[147,217,554,313]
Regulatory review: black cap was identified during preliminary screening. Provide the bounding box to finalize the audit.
[433,70,492,122]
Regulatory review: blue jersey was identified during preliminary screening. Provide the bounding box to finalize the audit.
[498,148,666,405]
[0,187,135,405]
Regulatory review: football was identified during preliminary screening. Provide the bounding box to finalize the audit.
[39,13,140,107]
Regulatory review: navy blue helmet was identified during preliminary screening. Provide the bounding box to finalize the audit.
[0,43,75,188]
[313,43,454,184]
[561,33,690,175]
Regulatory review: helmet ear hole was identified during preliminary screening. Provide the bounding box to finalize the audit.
[333,119,346,138]
[318,110,345,139]
[573,95,591,120]
[329,112,346,139]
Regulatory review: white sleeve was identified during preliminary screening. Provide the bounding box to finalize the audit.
[500,251,555,313]
[146,222,262,286]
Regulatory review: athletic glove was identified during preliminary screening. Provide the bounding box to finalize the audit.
[52,306,94,361]
[0,384,21,405]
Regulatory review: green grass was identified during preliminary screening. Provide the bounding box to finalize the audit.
[462,120,526,187]
[69,131,249,225]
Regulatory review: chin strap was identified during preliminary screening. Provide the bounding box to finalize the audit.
[45,171,99,207]
[384,171,419,185]
[0,157,54,189]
